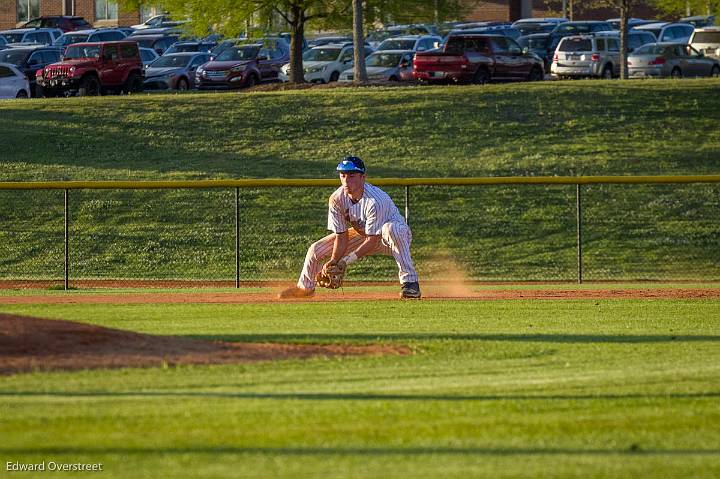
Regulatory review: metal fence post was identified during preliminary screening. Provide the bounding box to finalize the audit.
[576,183,583,284]
[405,185,410,222]
[64,188,69,290]
[235,187,240,288]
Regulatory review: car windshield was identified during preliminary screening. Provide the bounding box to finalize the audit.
[693,31,720,43]
[2,33,26,43]
[54,33,88,46]
[632,44,663,55]
[377,39,415,50]
[0,49,29,65]
[365,52,402,67]
[518,36,548,49]
[302,47,341,61]
[215,45,259,61]
[556,24,594,34]
[166,44,199,53]
[149,55,192,68]
[63,44,100,59]
[559,38,593,51]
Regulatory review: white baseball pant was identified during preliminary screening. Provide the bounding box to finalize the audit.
[297,221,419,290]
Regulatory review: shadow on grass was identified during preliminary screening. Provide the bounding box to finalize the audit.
[185,333,720,344]
[0,446,718,456]
[1,391,718,402]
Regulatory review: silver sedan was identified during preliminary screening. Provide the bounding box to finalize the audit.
[628,42,720,78]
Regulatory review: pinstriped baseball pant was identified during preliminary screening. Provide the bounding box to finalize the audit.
[298,221,419,290]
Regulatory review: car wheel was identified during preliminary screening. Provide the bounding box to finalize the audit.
[671,67,682,79]
[176,77,189,91]
[388,75,399,81]
[711,65,720,77]
[472,68,490,85]
[329,71,340,82]
[244,74,257,88]
[15,90,28,99]
[123,72,143,94]
[78,76,100,96]
[602,64,613,79]
[528,66,544,81]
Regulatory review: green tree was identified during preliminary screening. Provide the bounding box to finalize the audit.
[652,0,719,17]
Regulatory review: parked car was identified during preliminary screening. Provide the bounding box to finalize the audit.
[0,28,64,46]
[339,50,415,81]
[689,26,720,58]
[21,16,91,32]
[376,35,442,52]
[277,32,308,51]
[280,43,373,83]
[143,52,210,90]
[131,15,188,30]
[308,36,353,48]
[634,22,695,44]
[627,42,720,78]
[366,24,437,48]
[512,18,567,36]
[551,34,621,78]
[196,38,289,89]
[453,25,522,40]
[0,45,61,96]
[0,35,7,48]
[36,41,144,96]
[679,15,715,28]
[127,34,179,55]
[605,18,655,30]
[163,41,216,55]
[594,30,658,52]
[546,21,614,54]
[54,29,128,48]
[413,34,545,84]
[139,47,160,67]
[0,63,30,98]
[517,33,552,71]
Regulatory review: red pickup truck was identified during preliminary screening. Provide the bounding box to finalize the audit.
[413,34,545,84]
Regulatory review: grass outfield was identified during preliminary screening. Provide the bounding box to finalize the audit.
[1,80,719,281]
[1,296,719,478]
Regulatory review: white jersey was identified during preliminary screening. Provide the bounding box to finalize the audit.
[327,182,406,236]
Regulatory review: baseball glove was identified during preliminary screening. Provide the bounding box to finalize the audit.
[316,259,347,289]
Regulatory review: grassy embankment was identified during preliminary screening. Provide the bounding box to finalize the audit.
[1,80,719,281]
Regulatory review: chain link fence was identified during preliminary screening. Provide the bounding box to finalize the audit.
[1,178,719,287]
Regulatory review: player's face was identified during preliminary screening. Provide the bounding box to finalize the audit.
[339,172,365,197]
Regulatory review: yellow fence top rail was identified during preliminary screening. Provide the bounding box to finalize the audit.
[0,175,719,190]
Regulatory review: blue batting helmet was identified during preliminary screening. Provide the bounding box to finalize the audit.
[336,156,366,174]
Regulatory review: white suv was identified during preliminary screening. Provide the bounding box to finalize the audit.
[375,35,441,52]
[551,34,620,79]
[280,43,373,83]
[689,26,720,59]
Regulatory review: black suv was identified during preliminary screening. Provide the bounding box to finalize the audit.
[0,45,61,96]
[21,16,91,32]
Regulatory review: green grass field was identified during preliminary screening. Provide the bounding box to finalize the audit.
[1,80,719,281]
[1,291,719,478]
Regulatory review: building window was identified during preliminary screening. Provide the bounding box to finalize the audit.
[95,0,118,21]
[141,5,164,23]
[16,0,40,22]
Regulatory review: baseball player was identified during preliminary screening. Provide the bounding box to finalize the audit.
[278,156,421,299]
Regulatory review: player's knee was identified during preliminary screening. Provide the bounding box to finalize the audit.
[307,241,330,261]
[382,222,407,240]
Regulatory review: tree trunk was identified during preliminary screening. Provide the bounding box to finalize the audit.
[288,5,305,83]
[620,1,628,80]
[353,0,367,83]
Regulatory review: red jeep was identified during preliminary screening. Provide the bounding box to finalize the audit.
[35,41,144,97]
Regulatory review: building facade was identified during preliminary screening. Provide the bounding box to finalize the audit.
[1,0,163,29]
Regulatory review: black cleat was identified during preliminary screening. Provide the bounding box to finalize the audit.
[400,282,422,299]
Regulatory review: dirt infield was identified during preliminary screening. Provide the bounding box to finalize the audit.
[0,314,411,375]
[1,288,719,304]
